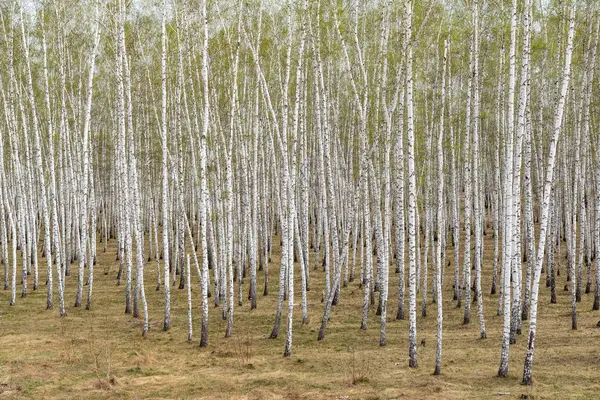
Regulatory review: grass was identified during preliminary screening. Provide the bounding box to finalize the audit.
[0,232,599,399]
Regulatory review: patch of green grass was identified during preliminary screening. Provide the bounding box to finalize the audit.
[20,379,43,395]
[126,366,142,374]
[308,383,332,390]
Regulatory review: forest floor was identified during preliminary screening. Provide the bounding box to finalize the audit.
[0,232,599,399]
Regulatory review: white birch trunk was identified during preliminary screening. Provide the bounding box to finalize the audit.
[405,0,418,369]
[434,39,448,376]
[522,5,575,385]
[498,0,518,377]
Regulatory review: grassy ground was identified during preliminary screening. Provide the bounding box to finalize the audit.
[0,232,599,400]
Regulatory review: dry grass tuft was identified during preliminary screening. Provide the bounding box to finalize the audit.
[347,347,373,385]
[93,376,117,391]
[132,350,157,367]
[231,329,255,368]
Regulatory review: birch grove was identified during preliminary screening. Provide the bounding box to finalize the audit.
[1,0,599,389]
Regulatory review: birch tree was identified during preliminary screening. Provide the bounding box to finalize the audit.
[522,4,575,385]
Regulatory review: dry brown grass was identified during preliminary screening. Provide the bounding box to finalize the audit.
[0,232,599,399]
